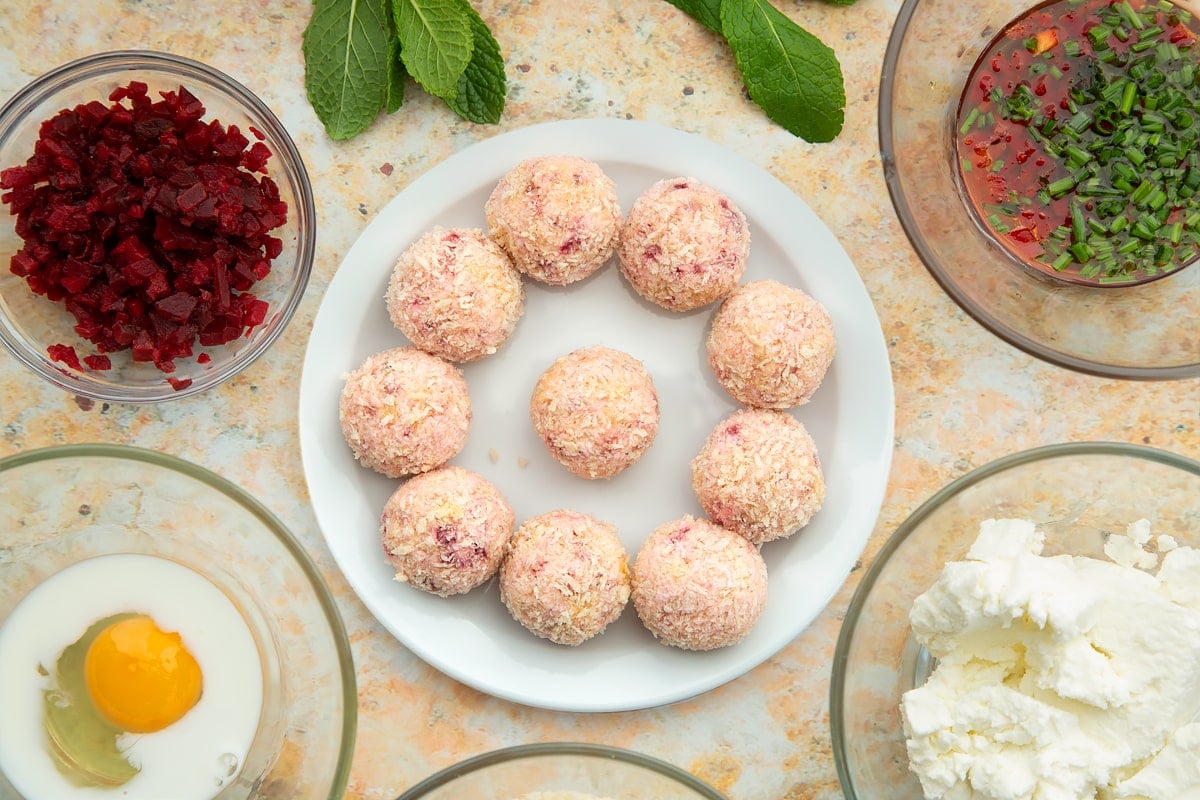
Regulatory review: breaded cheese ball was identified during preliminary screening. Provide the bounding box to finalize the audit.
[499,509,631,646]
[631,516,768,651]
[339,347,471,478]
[529,346,659,479]
[485,155,621,286]
[381,466,515,597]
[691,408,825,544]
[386,227,524,362]
[618,177,750,312]
[707,279,836,409]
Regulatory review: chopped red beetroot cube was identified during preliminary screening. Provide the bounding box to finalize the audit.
[0,80,287,381]
[155,291,198,323]
[47,343,82,370]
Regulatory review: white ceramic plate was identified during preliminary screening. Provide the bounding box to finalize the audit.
[299,119,894,712]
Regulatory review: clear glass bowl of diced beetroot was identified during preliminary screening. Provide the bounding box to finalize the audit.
[0,50,315,401]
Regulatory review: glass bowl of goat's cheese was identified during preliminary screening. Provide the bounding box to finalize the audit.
[831,441,1200,800]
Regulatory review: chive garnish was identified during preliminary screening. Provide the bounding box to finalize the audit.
[956,0,1200,282]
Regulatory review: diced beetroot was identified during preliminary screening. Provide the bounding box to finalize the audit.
[155,291,197,323]
[1,80,286,382]
[241,141,271,173]
[47,343,82,370]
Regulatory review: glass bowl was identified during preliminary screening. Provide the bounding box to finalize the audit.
[0,50,315,402]
[396,743,729,799]
[881,0,1200,378]
[830,441,1200,799]
[0,444,355,800]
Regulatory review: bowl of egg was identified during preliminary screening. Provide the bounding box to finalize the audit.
[0,443,355,800]
[396,742,729,799]
[831,441,1200,800]
[882,0,1200,378]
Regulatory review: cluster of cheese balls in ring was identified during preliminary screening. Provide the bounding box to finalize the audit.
[337,155,836,650]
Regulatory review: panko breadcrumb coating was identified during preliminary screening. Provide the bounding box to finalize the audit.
[618,177,750,312]
[691,408,825,544]
[485,156,622,286]
[707,279,836,409]
[339,347,471,478]
[380,466,515,597]
[529,346,660,479]
[631,516,768,651]
[386,226,525,362]
[499,509,631,645]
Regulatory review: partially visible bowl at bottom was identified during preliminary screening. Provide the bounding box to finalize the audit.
[396,743,729,800]
[0,444,355,800]
[831,441,1200,800]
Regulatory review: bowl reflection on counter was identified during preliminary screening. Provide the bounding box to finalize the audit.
[831,441,1200,800]
[880,0,1200,379]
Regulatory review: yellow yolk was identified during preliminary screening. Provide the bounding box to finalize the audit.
[83,615,202,734]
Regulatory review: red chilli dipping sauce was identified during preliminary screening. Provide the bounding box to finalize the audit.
[955,0,1200,285]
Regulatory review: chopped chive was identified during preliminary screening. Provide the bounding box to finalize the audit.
[960,107,980,134]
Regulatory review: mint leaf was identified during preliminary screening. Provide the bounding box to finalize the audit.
[444,1,506,124]
[302,0,393,140]
[386,33,406,114]
[663,0,722,33]
[393,0,474,100]
[719,0,846,143]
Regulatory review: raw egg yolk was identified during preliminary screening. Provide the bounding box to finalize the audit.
[83,615,202,733]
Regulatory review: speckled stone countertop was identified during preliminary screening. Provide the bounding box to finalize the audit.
[2,2,1199,799]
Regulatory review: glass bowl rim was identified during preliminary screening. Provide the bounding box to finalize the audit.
[394,742,730,800]
[0,442,357,800]
[829,439,1200,798]
[878,1,1200,381]
[0,49,317,403]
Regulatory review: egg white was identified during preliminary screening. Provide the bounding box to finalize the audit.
[0,554,264,800]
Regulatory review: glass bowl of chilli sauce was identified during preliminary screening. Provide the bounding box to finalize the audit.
[0,51,315,402]
[881,0,1200,378]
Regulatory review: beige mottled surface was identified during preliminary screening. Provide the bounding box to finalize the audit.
[1,2,1199,800]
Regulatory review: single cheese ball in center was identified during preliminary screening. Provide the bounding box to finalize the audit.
[631,516,768,651]
[529,346,660,479]
[386,227,525,362]
[691,408,825,544]
[499,509,631,646]
[618,177,750,312]
[339,347,471,478]
[485,155,622,286]
[380,466,515,597]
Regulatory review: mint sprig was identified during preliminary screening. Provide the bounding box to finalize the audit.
[302,0,394,141]
[666,0,847,143]
[303,0,507,140]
